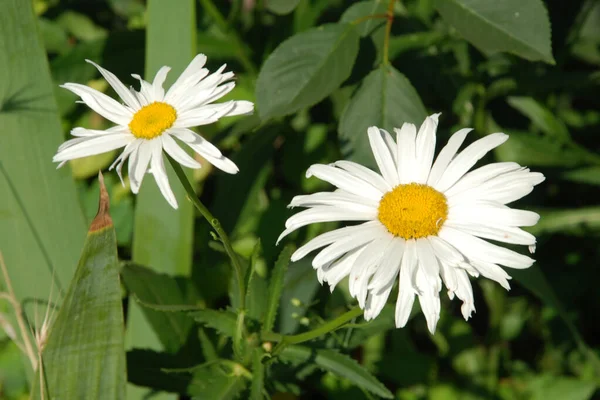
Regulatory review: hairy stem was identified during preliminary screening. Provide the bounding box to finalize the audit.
[382,0,396,65]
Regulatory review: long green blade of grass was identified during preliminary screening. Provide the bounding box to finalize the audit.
[126,1,196,398]
[0,0,87,351]
[32,175,126,400]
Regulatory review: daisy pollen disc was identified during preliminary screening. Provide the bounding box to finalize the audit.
[378,183,448,239]
[129,102,177,139]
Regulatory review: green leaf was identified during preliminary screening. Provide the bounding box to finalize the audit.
[266,0,301,15]
[32,175,125,400]
[0,0,87,323]
[507,97,570,139]
[122,264,195,353]
[250,349,266,400]
[190,365,247,400]
[346,304,418,349]
[256,23,360,119]
[279,345,393,399]
[263,245,294,334]
[340,1,387,38]
[189,309,238,337]
[527,375,597,400]
[278,258,321,334]
[127,2,196,398]
[245,241,268,322]
[339,65,427,167]
[562,166,600,186]
[527,207,600,236]
[435,0,555,64]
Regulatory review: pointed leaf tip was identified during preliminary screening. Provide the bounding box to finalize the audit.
[89,171,112,232]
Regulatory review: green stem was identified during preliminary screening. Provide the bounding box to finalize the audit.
[351,13,388,26]
[382,0,396,65]
[262,307,363,352]
[168,158,246,310]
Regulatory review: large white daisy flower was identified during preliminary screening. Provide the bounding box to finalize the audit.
[278,114,544,334]
[53,54,253,209]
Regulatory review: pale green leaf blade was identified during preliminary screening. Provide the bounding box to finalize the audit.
[435,0,555,64]
[32,176,125,400]
[256,23,360,119]
[127,2,196,399]
[262,245,294,334]
[339,65,427,167]
[0,0,87,305]
[507,97,570,139]
[280,345,393,399]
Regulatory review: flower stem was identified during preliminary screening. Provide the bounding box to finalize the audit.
[382,0,396,65]
[168,158,245,310]
[262,307,363,354]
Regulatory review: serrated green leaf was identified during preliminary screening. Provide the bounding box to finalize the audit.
[266,0,301,15]
[279,345,393,398]
[339,65,427,167]
[244,240,268,322]
[189,309,238,337]
[189,364,248,400]
[263,245,294,334]
[256,23,359,119]
[435,0,555,64]
[32,176,125,400]
[121,264,195,353]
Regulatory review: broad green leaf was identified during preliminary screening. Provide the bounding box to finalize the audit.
[527,375,597,400]
[250,349,266,400]
[266,0,301,15]
[121,263,196,353]
[189,309,238,337]
[127,2,196,398]
[507,97,570,139]
[263,245,294,334]
[0,0,87,324]
[435,0,555,64]
[279,345,393,398]
[32,175,125,399]
[340,1,387,38]
[190,364,247,400]
[256,23,360,119]
[339,65,427,167]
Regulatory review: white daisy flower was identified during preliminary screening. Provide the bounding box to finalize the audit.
[53,54,254,209]
[278,114,544,334]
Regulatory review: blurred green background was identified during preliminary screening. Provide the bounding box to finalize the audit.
[2,0,600,399]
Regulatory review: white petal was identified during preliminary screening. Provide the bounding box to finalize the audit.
[307,164,384,201]
[434,133,509,192]
[453,269,475,320]
[312,223,386,268]
[61,83,133,125]
[368,127,399,186]
[198,150,239,175]
[414,113,439,183]
[395,243,417,327]
[128,141,152,193]
[109,140,141,185]
[395,123,417,184]
[332,160,392,193]
[152,66,171,101]
[165,54,208,102]
[448,202,540,227]
[175,101,237,127]
[470,260,512,290]
[349,236,393,307]
[53,133,133,162]
[289,191,379,210]
[439,226,534,269]
[415,238,441,290]
[86,59,141,110]
[445,220,536,246]
[444,162,521,198]
[277,207,376,243]
[364,282,394,321]
[150,139,178,209]
[70,126,126,137]
[321,246,365,291]
[161,134,201,169]
[131,73,154,104]
[368,238,404,291]
[427,128,471,187]
[169,128,222,158]
[292,221,379,262]
[416,268,441,334]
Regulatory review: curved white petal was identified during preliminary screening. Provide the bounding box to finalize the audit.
[427,128,471,186]
[395,241,417,327]
[332,160,392,193]
[161,134,201,169]
[368,127,400,185]
[414,113,439,183]
[395,123,417,183]
[128,140,152,194]
[61,83,133,125]
[150,139,178,209]
[307,164,384,201]
[53,133,133,162]
[289,191,379,210]
[86,59,140,110]
[152,66,171,101]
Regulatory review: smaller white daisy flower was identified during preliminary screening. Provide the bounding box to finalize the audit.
[53,54,253,209]
[278,114,545,334]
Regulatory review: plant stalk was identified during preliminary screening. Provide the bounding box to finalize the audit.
[382,0,396,65]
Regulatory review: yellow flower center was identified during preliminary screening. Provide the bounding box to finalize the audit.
[378,183,448,239]
[129,102,177,139]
